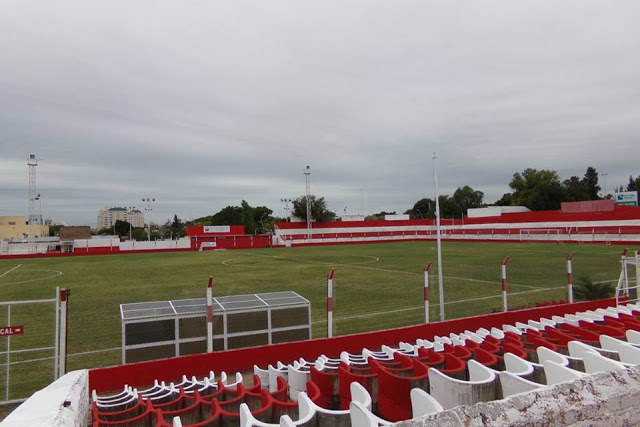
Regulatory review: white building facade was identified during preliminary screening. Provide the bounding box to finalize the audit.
[97,207,145,229]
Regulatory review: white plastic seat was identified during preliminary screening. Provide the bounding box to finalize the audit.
[537,346,584,372]
[340,352,369,367]
[462,331,483,344]
[626,329,640,345]
[551,315,577,326]
[581,350,627,374]
[94,389,138,412]
[223,371,244,389]
[503,352,537,379]
[254,365,270,389]
[433,335,453,345]
[268,362,288,392]
[498,371,546,397]
[600,335,640,364]
[576,311,605,322]
[362,348,394,361]
[240,390,317,426]
[428,359,497,409]
[538,317,556,328]
[173,416,183,427]
[140,381,168,399]
[287,363,310,402]
[349,401,391,426]
[415,339,434,350]
[489,328,505,339]
[92,385,131,403]
[568,340,620,362]
[410,388,444,418]
[503,324,523,335]
[298,382,371,426]
[541,360,586,385]
[527,320,544,331]
[476,327,491,337]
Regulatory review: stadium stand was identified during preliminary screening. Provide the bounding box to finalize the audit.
[78,300,640,426]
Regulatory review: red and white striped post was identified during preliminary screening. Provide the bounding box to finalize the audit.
[567,253,574,304]
[206,276,213,352]
[327,269,335,338]
[501,257,509,312]
[58,288,69,376]
[424,263,431,323]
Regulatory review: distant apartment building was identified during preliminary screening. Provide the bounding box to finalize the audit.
[97,207,145,229]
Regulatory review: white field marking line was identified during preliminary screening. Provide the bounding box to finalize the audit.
[222,259,261,268]
[311,285,567,324]
[234,251,542,289]
[0,269,63,286]
[224,254,379,268]
[0,264,21,279]
[68,347,120,357]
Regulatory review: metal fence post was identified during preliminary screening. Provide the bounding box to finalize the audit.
[501,257,509,312]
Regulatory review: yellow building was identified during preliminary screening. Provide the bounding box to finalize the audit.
[0,216,49,240]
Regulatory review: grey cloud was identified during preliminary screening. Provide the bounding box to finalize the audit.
[1,0,639,225]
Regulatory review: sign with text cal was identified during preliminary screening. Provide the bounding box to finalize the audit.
[0,326,24,337]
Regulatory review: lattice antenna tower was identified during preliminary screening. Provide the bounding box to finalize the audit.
[27,154,38,254]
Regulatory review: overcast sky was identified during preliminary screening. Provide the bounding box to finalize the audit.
[1,1,639,226]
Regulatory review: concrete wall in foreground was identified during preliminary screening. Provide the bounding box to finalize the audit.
[2,370,89,427]
[398,366,640,426]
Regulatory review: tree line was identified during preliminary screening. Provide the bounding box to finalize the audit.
[98,167,638,239]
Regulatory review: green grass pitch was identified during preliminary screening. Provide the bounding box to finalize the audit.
[0,240,626,399]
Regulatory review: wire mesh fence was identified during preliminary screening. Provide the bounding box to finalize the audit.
[0,292,59,405]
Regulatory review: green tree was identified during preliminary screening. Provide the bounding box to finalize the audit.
[563,176,590,201]
[49,224,62,237]
[211,206,243,226]
[170,214,185,238]
[131,227,148,241]
[292,195,336,222]
[582,166,601,200]
[450,186,485,217]
[493,193,512,206]
[404,198,434,219]
[509,168,567,210]
[626,175,640,192]
[366,211,396,221]
[114,220,130,237]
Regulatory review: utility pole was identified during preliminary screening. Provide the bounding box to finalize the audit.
[304,166,311,242]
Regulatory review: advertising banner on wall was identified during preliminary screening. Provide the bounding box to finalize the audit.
[614,191,638,206]
[203,226,231,234]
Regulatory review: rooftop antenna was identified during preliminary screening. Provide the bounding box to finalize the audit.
[27,154,38,254]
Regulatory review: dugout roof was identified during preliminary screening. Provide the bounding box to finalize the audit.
[120,291,309,320]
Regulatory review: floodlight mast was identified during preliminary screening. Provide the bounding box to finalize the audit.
[27,155,38,254]
[433,152,445,321]
[304,166,311,242]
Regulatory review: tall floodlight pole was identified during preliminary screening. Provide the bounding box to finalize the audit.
[27,155,38,254]
[304,166,312,242]
[433,152,445,321]
[602,173,608,199]
[142,198,155,241]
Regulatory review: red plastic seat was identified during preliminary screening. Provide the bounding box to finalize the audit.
[310,366,339,409]
[338,363,377,410]
[371,358,429,422]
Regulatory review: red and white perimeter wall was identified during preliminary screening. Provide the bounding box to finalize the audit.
[274,206,640,247]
